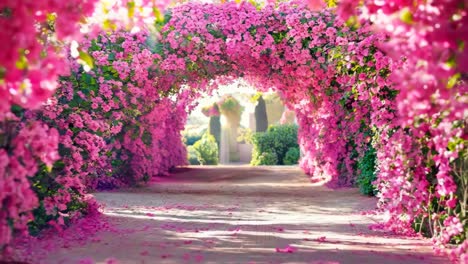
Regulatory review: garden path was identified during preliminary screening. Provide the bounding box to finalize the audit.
[28,166,446,264]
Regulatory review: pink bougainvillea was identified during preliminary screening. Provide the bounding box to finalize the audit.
[0,0,176,251]
[0,1,465,262]
[331,1,467,261]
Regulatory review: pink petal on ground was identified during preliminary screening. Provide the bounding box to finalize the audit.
[79,258,95,264]
[316,236,327,242]
[146,213,155,217]
[194,254,204,262]
[183,253,191,260]
[105,257,120,264]
[275,245,297,253]
[140,250,149,256]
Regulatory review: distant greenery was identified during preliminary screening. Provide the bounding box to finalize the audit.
[187,145,200,165]
[183,128,206,146]
[250,124,298,165]
[356,145,377,196]
[284,147,300,165]
[256,152,278,165]
[192,133,219,165]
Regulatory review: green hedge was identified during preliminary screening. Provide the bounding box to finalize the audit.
[284,147,300,165]
[187,145,200,165]
[256,152,278,165]
[250,124,298,165]
[192,133,219,165]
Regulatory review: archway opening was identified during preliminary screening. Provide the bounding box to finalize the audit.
[155,1,394,188]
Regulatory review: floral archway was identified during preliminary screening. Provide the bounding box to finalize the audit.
[1,1,465,261]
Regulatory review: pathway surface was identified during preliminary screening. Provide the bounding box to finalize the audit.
[23,166,446,264]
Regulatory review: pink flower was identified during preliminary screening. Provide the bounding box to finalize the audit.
[276,245,297,253]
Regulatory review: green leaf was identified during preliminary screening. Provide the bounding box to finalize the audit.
[15,52,28,70]
[447,73,461,89]
[108,52,116,61]
[78,51,94,69]
[153,7,165,23]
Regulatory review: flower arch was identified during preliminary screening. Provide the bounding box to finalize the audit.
[157,1,395,187]
[1,1,465,261]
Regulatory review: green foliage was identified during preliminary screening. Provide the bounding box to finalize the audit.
[192,133,219,165]
[284,147,300,165]
[254,152,278,165]
[250,124,298,165]
[187,145,200,165]
[219,95,243,119]
[356,145,377,196]
[255,95,268,132]
[237,127,253,144]
[28,164,88,236]
[183,128,206,146]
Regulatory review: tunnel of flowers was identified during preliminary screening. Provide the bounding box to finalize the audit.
[0,0,466,262]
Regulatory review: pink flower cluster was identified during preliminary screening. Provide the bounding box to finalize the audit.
[0,118,59,246]
[0,0,98,114]
[0,1,465,262]
[332,0,467,260]
[1,0,175,251]
[38,31,189,189]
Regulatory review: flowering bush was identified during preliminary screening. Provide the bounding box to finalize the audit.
[1,30,190,252]
[330,0,467,260]
[0,1,465,262]
[0,0,175,252]
[0,0,98,251]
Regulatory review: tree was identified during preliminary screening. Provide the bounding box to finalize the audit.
[255,95,268,132]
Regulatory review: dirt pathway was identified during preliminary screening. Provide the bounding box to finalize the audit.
[21,166,446,264]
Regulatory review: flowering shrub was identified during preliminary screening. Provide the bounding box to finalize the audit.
[0,0,175,252]
[331,0,467,260]
[38,31,189,189]
[1,30,190,252]
[0,1,465,262]
[0,0,98,251]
